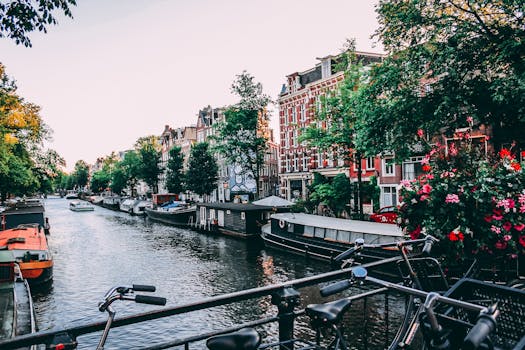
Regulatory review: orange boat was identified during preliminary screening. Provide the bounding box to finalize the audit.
[0,224,53,286]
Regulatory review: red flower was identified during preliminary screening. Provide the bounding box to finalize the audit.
[448,231,464,242]
[499,148,512,159]
[422,164,432,172]
[409,225,422,240]
[515,224,525,232]
[422,184,432,194]
[519,235,525,248]
[503,222,512,232]
[483,215,492,223]
[511,162,521,171]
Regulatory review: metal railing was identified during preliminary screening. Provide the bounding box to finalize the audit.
[0,257,401,350]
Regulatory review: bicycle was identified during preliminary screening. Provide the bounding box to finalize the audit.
[47,284,167,350]
[205,265,512,350]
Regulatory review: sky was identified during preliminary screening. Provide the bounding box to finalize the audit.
[0,0,382,171]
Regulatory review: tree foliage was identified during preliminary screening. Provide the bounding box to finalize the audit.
[186,142,218,197]
[71,160,89,188]
[214,71,271,196]
[0,63,63,199]
[306,173,353,217]
[135,136,162,193]
[0,0,77,47]
[357,0,525,160]
[166,145,185,194]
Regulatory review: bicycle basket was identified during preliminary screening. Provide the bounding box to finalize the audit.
[422,278,525,350]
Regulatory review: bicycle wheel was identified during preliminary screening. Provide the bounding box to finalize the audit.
[387,294,422,350]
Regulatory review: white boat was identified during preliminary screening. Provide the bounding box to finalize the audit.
[119,198,135,213]
[69,201,95,212]
[65,191,79,199]
[131,200,152,216]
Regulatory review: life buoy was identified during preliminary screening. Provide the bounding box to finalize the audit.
[278,219,286,229]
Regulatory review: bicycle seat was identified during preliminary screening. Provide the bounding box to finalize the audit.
[206,328,261,350]
[306,298,352,327]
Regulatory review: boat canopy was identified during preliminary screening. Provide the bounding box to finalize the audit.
[271,212,403,237]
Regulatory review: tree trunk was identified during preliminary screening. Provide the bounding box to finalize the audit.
[356,154,364,220]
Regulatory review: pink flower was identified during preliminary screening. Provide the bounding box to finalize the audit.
[495,241,507,250]
[445,194,460,204]
[514,224,525,232]
[417,129,424,138]
[492,214,503,221]
[503,222,512,232]
[519,236,525,248]
[420,194,430,201]
[422,184,432,194]
[491,225,501,234]
[466,116,473,124]
[503,234,512,241]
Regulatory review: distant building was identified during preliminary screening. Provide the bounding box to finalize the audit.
[277,51,383,204]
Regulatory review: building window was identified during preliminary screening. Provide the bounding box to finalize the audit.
[381,186,398,207]
[291,107,297,124]
[403,156,425,180]
[318,152,324,168]
[293,130,298,147]
[300,104,306,122]
[366,157,375,170]
[382,157,395,176]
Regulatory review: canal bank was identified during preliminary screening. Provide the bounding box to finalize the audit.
[26,198,405,349]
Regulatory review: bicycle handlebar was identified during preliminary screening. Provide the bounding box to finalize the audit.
[135,295,167,305]
[463,305,499,350]
[320,280,352,297]
[133,284,156,292]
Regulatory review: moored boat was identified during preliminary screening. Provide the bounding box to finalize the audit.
[101,196,121,210]
[0,198,46,232]
[145,201,196,226]
[0,224,53,286]
[131,199,152,216]
[69,201,95,212]
[119,198,135,213]
[0,251,37,347]
[261,212,404,263]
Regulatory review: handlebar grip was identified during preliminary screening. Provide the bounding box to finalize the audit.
[463,315,497,350]
[334,247,358,262]
[320,280,351,297]
[135,295,167,305]
[133,284,156,292]
[422,240,434,255]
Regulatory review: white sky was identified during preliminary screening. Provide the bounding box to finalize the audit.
[0,0,382,171]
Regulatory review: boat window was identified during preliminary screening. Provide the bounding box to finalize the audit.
[314,227,325,238]
[304,226,314,237]
[350,232,364,243]
[337,230,351,243]
[325,229,337,240]
[288,223,294,233]
[241,212,245,220]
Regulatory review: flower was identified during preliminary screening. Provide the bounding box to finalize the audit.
[520,236,525,248]
[511,162,521,171]
[499,148,513,159]
[448,231,464,241]
[409,225,421,240]
[422,164,432,172]
[503,235,512,242]
[422,184,432,194]
[495,241,508,250]
[503,222,513,232]
[466,116,473,124]
[514,224,525,232]
[417,129,424,138]
[445,194,460,204]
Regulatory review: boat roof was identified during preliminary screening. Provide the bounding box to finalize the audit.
[0,225,49,251]
[197,202,274,212]
[1,205,44,215]
[271,212,403,237]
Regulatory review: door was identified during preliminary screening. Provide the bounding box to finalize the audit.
[217,210,225,227]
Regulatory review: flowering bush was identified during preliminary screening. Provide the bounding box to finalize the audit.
[398,130,525,271]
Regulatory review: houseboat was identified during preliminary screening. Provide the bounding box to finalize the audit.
[195,202,286,239]
[101,196,121,210]
[69,201,95,212]
[261,212,404,263]
[119,198,135,213]
[131,199,152,216]
[0,224,53,286]
[0,251,37,346]
[0,199,46,232]
[145,201,196,226]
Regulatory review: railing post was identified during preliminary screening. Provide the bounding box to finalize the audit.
[271,286,301,350]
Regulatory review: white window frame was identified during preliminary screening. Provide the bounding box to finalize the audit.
[381,186,398,207]
[382,157,395,177]
[366,157,375,170]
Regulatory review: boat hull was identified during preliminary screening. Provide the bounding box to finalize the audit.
[70,207,94,212]
[19,260,53,286]
[145,207,196,226]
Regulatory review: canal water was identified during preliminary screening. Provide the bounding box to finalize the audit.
[34,198,406,349]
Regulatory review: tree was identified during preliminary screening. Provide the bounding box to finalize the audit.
[110,166,127,195]
[356,0,525,160]
[214,71,271,198]
[135,136,162,194]
[300,41,370,217]
[306,173,353,218]
[0,63,50,200]
[120,150,141,196]
[166,145,185,194]
[90,169,110,193]
[71,160,89,189]
[186,142,218,198]
[0,0,77,47]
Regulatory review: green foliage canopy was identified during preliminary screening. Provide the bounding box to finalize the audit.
[166,146,185,194]
[186,142,218,197]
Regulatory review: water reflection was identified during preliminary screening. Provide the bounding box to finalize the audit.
[33,198,404,349]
